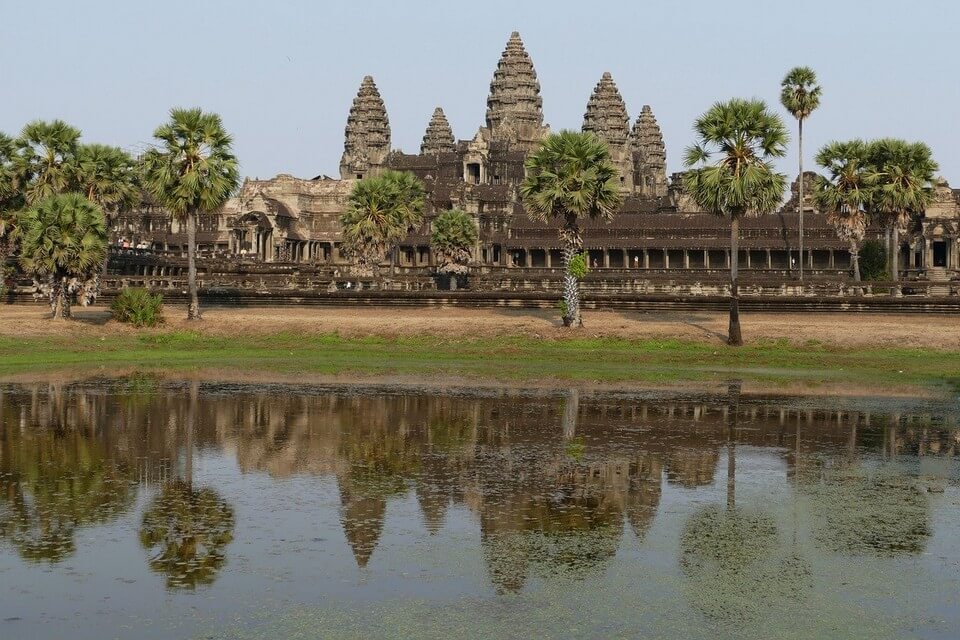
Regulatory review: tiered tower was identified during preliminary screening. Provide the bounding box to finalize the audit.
[484,32,547,148]
[630,105,668,197]
[339,75,391,180]
[582,72,632,190]
[420,107,455,154]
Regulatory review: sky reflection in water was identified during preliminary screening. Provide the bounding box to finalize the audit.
[0,379,958,639]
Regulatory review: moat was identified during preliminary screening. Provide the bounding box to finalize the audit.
[1,379,958,639]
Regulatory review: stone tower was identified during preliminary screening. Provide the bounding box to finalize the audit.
[420,107,455,154]
[582,72,632,190]
[339,75,391,180]
[630,105,668,197]
[484,31,547,148]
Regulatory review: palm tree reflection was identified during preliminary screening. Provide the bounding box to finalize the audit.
[138,382,235,589]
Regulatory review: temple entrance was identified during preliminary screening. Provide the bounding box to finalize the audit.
[231,211,274,261]
[933,241,947,267]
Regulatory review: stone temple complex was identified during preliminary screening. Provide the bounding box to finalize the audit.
[110,31,960,294]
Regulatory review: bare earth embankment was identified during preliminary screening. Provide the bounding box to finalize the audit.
[2,304,959,349]
[1,304,959,395]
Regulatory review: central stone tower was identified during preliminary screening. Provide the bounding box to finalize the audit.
[339,75,391,180]
[483,31,549,149]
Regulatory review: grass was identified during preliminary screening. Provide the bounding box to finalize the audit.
[1,330,959,392]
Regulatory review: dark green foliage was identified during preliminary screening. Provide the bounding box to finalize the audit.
[111,288,165,327]
[431,209,476,273]
[859,240,887,281]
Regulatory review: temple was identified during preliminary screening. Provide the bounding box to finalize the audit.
[111,31,960,290]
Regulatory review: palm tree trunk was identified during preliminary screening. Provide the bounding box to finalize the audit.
[561,218,583,327]
[891,222,900,296]
[797,119,804,282]
[186,209,201,319]
[850,239,862,296]
[728,216,743,346]
[726,381,741,509]
[885,223,892,274]
[51,274,71,320]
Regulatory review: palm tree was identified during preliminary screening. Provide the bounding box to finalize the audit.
[339,170,425,279]
[521,130,622,327]
[142,108,239,320]
[865,139,938,290]
[780,67,822,281]
[13,120,81,205]
[0,132,22,278]
[431,208,477,276]
[17,193,107,319]
[683,99,788,346]
[813,140,878,293]
[75,144,140,289]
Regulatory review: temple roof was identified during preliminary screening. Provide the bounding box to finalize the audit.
[485,32,544,138]
[631,105,666,169]
[582,72,630,150]
[421,107,455,155]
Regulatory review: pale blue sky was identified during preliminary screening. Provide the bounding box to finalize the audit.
[3,0,958,182]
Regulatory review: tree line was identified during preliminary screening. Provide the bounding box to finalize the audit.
[0,109,238,319]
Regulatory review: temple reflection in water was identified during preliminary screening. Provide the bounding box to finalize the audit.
[0,379,957,596]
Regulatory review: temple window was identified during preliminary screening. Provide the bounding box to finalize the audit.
[467,163,481,185]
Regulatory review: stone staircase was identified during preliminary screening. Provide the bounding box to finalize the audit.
[927,267,952,296]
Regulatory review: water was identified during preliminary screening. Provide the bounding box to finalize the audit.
[1,379,958,639]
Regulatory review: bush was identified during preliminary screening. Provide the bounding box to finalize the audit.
[111,288,164,327]
[859,240,887,281]
[568,252,590,280]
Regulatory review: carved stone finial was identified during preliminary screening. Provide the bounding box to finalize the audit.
[582,72,630,152]
[484,31,545,145]
[421,107,455,154]
[339,75,391,179]
[631,105,668,197]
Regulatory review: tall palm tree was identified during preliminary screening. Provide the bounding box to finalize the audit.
[339,170,425,279]
[13,120,82,205]
[780,67,822,281]
[75,144,141,289]
[17,193,107,319]
[0,132,22,276]
[142,108,239,320]
[683,99,788,346]
[865,139,938,290]
[813,140,878,293]
[521,130,622,327]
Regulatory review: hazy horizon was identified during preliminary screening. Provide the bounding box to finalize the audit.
[3,0,958,184]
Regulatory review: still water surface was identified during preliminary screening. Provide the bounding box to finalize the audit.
[1,379,958,639]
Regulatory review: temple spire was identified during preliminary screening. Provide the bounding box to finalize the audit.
[339,75,391,180]
[582,72,630,152]
[484,31,545,145]
[631,105,668,197]
[420,107,455,154]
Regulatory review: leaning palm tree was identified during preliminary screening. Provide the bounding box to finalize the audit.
[431,208,477,275]
[339,170,425,279]
[683,99,788,346]
[780,67,822,281]
[17,193,107,319]
[142,108,239,320]
[13,120,82,206]
[865,139,937,290]
[813,140,878,294]
[521,130,622,327]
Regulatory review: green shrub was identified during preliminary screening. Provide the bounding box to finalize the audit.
[111,288,165,327]
[568,251,590,280]
[859,240,887,281]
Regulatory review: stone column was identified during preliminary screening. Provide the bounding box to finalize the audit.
[643,249,649,269]
[683,250,690,270]
[704,250,709,269]
[603,249,610,268]
[664,249,669,269]
[829,250,835,268]
[546,250,552,268]
[766,249,772,269]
